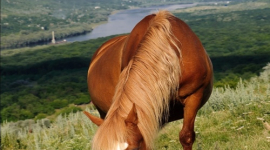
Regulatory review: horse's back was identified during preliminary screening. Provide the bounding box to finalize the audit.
[122,13,213,96]
[121,14,156,69]
[88,35,128,116]
[88,11,213,119]
[123,13,213,102]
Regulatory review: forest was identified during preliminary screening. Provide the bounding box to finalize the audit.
[1,0,270,123]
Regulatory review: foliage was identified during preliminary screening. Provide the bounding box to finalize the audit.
[55,105,83,117]
[34,113,47,121]
[74,93,91,105]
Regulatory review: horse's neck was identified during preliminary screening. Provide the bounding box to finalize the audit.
[106,11,181,150]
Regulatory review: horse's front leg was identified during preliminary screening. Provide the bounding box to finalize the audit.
[179,88,204,150]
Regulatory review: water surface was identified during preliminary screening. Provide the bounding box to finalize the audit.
[64,3,197,42]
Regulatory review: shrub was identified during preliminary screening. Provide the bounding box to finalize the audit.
[50,99,68,109]
[35,113,47,121]
[73,93,90,105]
[37,118,51,128]
[56,106,82,116]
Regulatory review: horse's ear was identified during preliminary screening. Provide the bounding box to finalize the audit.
[83,111,104,126]
[125,104,138,125]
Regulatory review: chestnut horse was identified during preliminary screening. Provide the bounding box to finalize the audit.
[84,10,213,150]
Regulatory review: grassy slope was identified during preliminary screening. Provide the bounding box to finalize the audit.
[1,1,270,121]
[1,64,270,149]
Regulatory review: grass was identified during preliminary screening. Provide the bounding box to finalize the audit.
[156,63,270,150]
[1,107,98,150]
[1,63,270,150]
[156,108,270,149]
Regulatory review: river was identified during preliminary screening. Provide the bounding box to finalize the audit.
[60,3,197,43]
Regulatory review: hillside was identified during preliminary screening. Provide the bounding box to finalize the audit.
[1,1,270,122]
[1,1,270,149]
[1,63,269,149]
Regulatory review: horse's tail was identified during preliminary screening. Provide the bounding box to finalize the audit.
[130,10,181,149]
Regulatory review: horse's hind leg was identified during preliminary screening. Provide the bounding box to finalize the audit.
[179,88,205,150]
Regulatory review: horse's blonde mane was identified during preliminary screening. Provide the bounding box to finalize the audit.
[91,10,181,150]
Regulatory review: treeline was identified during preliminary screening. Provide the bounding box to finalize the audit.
[1,24,92,49]
[1,6,270,122]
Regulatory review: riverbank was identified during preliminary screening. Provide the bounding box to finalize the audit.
[0,8,126,50]
[0,24,93,50]
[1,42,72,57]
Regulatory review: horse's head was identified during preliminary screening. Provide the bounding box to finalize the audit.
[123,104,144,150]
[84,104,145,150]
